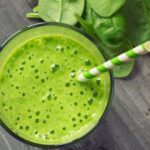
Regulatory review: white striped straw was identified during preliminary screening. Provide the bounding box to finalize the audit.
[78,41,150,82]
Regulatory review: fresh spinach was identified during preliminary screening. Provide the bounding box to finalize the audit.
[75,0,134,78]
[76,9,134,78]
[75,14,97,38]
[84,1,93,24]
[123,0,150,45]
[87,0,126,17]
[113,61,134,78]
[38,0,85,25]
[100,38,134,78]
[26,5,39,19]
[92,11,126,48]
[26,12,40,19]
[33,6,39,13]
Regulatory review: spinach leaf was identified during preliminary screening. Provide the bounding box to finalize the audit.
[26,6,39,19]
[84,1,93,24]
[112,39,134,78]
[38,0,85,25]
[87,0,126,17]
[113,61,134,78]
[26,12,40,19]
[77,3,133,78]
[33,6,39,13]
[92,11,126,48]
[123,0,150,45]
[100,38,134,78]
[75,13,97,38]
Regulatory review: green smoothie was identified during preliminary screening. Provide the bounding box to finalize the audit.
[0,25,111,145]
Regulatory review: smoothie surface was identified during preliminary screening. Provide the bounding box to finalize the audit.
[0,25,111,145]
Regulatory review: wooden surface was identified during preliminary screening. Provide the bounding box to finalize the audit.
[0,0,150,150]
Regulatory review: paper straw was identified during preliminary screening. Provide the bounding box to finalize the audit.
[78,41,150,82]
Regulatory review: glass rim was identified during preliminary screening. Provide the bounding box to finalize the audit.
[0,22,114,148]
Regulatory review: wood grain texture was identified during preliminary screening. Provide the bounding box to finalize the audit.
[0,0,150,150]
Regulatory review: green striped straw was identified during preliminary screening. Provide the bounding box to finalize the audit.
[78,41,150,82]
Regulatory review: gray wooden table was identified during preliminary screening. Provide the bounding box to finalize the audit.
[0,0,150,150]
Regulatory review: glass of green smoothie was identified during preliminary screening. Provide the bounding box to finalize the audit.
[0,23,113,147]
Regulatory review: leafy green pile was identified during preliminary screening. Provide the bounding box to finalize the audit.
[26,0,85,25]
[26,0,150,78]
